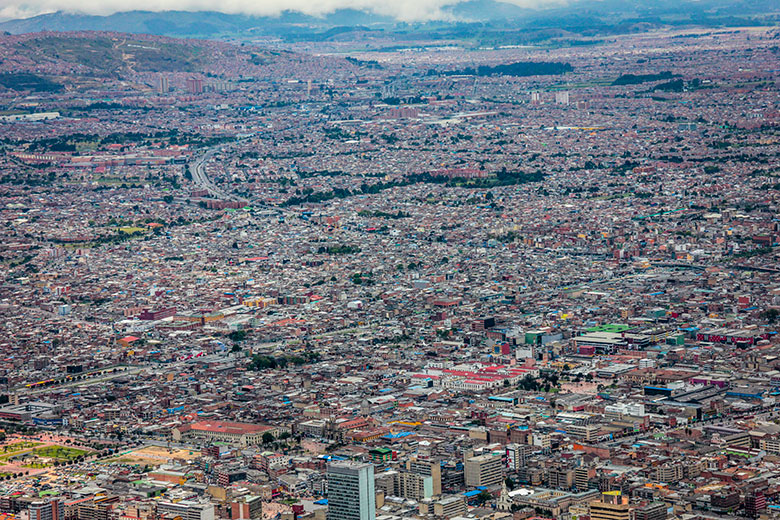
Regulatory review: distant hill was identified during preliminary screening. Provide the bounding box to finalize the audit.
[10,33,207,75]
[0,9,396,38]
[0,0,777,40]
[0,31,313,85]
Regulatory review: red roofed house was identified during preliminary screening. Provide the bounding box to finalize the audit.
[172,421,278,447]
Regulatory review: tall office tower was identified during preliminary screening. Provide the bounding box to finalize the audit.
[531,91,541,104]
[393,472,434,501]
[406,456,442,495]
[555,90,570,105]
[575,466,593,492]
[157,75,169,94]
[29,500,63,520]
[590,491,630,520]
[327,461,376,520]
[464,454,503,487]
[506,443,529,471]
[186,78,204,95]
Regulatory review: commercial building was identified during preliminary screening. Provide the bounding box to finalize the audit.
[228,496,262,520]
[745,491,766,518]
[506,443,530,471]
[634,502,668,520]
[589,491,630,520]
[157,502,215,520]
[29,500,63,520]
[326,461,375,520]
[464,454,502,487]
[405,457,442,495]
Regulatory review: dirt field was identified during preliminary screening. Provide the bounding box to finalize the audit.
[108,445,201,465]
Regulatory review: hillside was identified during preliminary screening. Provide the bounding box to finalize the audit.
[0,9,396,38]
[0,31,302,83]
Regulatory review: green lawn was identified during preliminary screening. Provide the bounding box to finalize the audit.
[21,462,48,469]
[33,446,89,460]
[6,445,90,468]
[1,441,41,453]
[0,442,43,462]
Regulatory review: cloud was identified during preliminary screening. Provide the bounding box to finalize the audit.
[0,0,567,22]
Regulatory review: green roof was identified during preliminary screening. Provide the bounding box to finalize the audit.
[586,323,632,333]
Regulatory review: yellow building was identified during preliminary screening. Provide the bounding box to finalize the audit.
[590,491,630,520]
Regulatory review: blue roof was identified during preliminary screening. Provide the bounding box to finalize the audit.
[314,499,328,505]
[383,432,415,439]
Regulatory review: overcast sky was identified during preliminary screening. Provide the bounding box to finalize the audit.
[0,0,566,22]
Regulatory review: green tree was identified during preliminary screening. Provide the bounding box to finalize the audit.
[475,490,492,505]
[228,330,247,342]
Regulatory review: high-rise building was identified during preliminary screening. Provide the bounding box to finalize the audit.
[548,467,575,490]
[327,461,376,520]
[209,80,230,92]
[589,491,630,520]
[186,78,204,95]
[29,500,63,520]
[506,443,529,471]
[745,491,766,518]
[394,472,433,501]
[464,454,502,487]
[157,75,169,94]
[555,90,570,105]
[406,457,442,495]
[531,91,541,104]
[229,496,262,520]
[575,466,593,492]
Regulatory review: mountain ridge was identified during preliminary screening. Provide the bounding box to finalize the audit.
[0,0,777,40]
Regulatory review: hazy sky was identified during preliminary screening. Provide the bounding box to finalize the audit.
[0,0,566,22]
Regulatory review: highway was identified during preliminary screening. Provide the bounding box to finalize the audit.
[14,366,146,396]
[188,145,302,219]
[189,147,245,203]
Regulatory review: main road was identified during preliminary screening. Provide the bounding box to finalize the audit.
[189,147,245,203]
[188,145,303,220]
